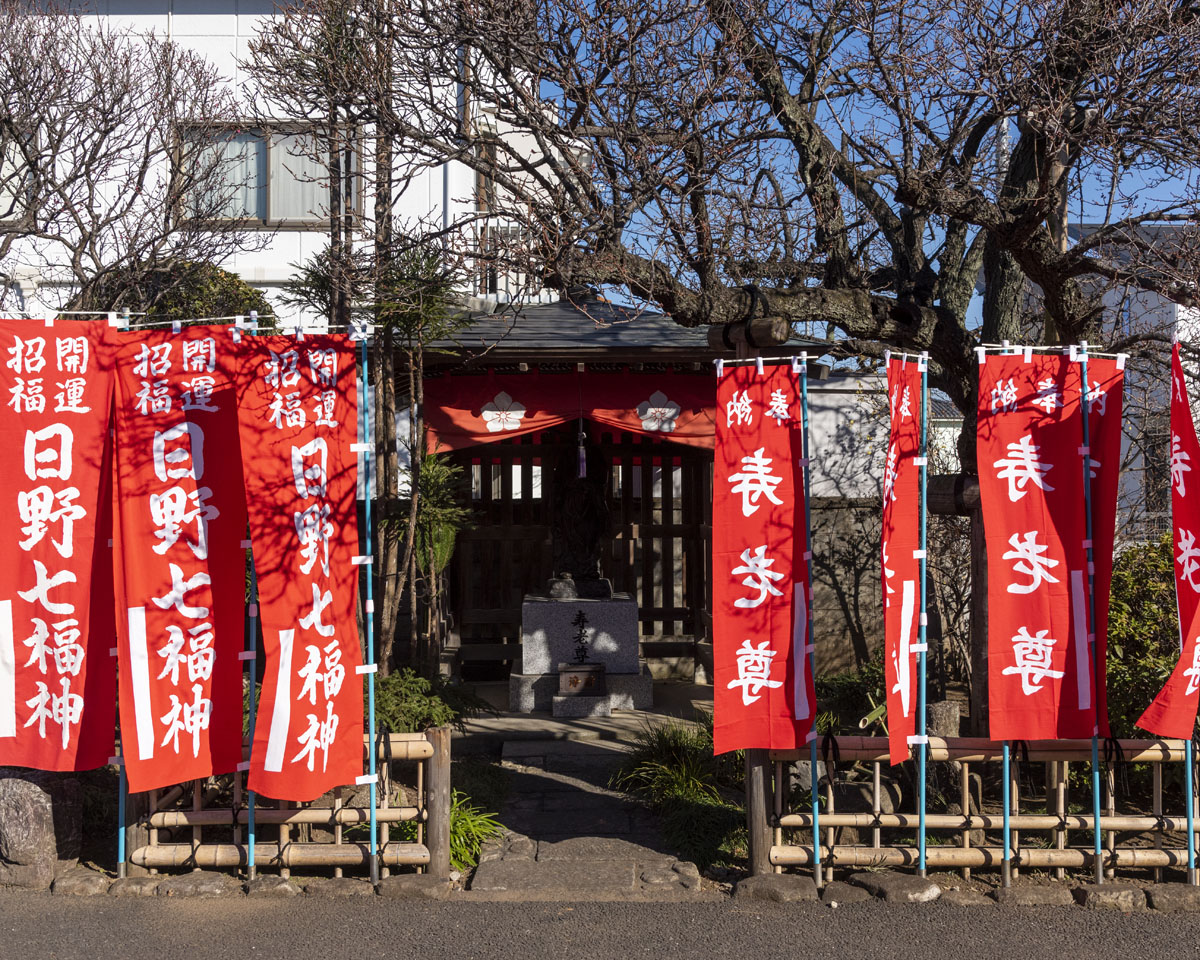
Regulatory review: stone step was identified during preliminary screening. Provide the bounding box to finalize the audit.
[467,857,711,902]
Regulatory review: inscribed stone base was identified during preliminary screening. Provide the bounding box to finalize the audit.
[509,664,653,713]
[520,596,640,675]
[551,695,611,719]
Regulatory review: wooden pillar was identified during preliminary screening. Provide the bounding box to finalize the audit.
[424,725,451,879]
[745,749,772,876]
[124,789,150,877]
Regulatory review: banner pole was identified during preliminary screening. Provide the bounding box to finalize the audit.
[1079,346,1104,884]
[359,336,379,887]
[1189,740,1197,884]
[116,746,126,879]
[1002,742,1011,887]
[917,352,929,876]
[246,555,259,881]
[799,353,820,887]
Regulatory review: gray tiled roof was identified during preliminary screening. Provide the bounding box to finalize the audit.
[431,297,825,359]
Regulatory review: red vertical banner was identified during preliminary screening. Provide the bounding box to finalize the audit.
[978,351,1098,741]
[1139,344,1200,737]
[713,363,814,754]
[882,357,922,765]
[112,326,247,792]
[0,319,116,770]
[237,336,362,802]
[1084,356,1124,736]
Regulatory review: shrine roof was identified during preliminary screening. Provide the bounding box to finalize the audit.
[428,295,826,366]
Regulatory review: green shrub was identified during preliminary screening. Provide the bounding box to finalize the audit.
[372,668,494,734]
[610,713,745,870]
[390,788,504,872]
[1107,534,1182,739]
[814,648,886,735]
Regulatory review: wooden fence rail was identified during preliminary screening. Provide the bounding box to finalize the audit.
[123,728,451,881]
[748,736,1199,886]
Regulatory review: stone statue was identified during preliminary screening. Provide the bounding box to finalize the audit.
[547,443,612,598]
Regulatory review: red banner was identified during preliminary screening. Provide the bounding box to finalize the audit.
[424,372,717,451]
[1139,344,1200,738]
[882,357,922,765]
[236,336,363,802]
[713,363,814,753]
[0,319,116,770]
[1085,356,1124,736]
[112,326,247,792]
[978,351,1108,740]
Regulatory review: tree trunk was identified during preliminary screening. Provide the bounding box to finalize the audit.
[969,507,989,735]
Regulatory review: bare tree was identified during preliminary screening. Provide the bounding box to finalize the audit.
[245,0,498,675]
[367,0,1200,725]
[245,0,1200,708]
[0,3,264,313]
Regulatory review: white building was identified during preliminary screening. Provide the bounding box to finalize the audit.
[7,0,547,324]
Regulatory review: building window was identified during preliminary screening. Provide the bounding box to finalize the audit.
[1143,410,1170,517]
[182,125,351,229]
[0,123,33,224]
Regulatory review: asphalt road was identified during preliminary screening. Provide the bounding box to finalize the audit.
[1,893,1198,960]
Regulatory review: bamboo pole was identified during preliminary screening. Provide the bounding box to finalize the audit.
[333,786,344,880]
[1154,764,1163,883]
[1055,760,1067,881]
[773,760,784,875]
[770,845,1194,869]
[192,779,202,872]
[279,799,290,879]
[776,812,1200,831]
[872,762,881,851]
[132,842,429,869]
[769,737,1188,764]
[147,807,421,828]
[959,761,970,881]
[380,759,391,881]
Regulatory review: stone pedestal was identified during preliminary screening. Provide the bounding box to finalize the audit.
[510,594,652,713]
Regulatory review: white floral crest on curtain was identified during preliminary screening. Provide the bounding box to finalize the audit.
[481,391,526,432]
[636,390,681,433]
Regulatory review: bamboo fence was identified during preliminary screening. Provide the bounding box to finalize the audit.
[752,736,1197,884]
[122,728,451,879]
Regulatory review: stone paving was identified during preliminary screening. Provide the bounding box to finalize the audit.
[467,737,718,901]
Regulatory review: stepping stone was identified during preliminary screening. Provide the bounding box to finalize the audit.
[734,874,819,902]
[1147,884,1200,913]
[1072,883,1146,911]
[990,884,1075,906]
[157,871,242,898]
[52,870,112,896]
[469,858,635,900]
[537,838,672,862]
[848,871,941,903]
[821,880,873,904]
[377,875,452,900]
[245,876,301,898]
[108,877,160,897]
[940,888,994,906]
[303,877,375,897]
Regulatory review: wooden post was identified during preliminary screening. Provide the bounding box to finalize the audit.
[745,749,772,876]
[123,789,150,877]
[424,725,451,879]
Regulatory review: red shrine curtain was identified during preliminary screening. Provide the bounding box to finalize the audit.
[424,372,718,451]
